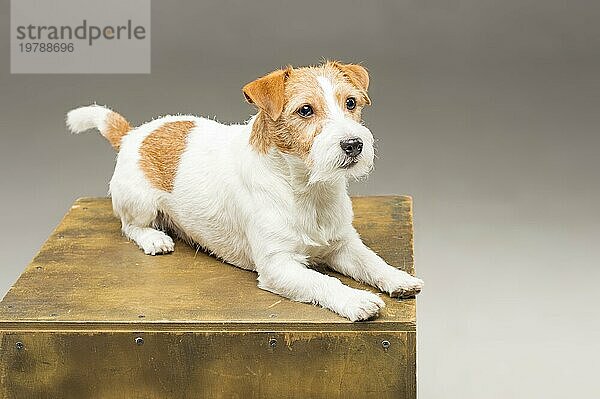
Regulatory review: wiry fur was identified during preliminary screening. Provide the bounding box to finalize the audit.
[66,61,423,321]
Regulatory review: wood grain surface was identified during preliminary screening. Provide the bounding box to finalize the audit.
[0,196,416,331]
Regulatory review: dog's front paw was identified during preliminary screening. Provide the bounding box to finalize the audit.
[340,289,385,322]
[389,273,424,298]
[137,231,175,256]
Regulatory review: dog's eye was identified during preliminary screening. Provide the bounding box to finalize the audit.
[297,104,313,118]
[346,97,357,111]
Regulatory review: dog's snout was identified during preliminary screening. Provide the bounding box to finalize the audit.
[340,138,363,157]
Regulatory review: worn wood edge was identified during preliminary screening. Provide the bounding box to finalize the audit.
[0,318,416,333]
[0,328,417,335]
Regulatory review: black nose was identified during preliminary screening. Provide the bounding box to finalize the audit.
[340,138,363,157]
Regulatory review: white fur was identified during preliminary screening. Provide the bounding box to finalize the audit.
[67,105,112,136]
[68,84,423,321]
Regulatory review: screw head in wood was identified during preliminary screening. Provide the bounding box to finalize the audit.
[15,341,24,350]
[269,338,277,348]
[135,337,144,345]
[382,340,390,349]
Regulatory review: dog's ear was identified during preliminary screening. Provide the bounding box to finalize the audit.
[333,62,371,105]
[243,67,291,121]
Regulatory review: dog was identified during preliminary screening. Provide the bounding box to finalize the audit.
[66,61,423,321]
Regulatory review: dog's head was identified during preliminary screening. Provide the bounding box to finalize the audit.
[243,61,374,183]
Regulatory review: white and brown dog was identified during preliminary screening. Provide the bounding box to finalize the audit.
[67,61,423,321]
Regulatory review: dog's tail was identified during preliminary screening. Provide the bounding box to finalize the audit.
[67,105,132,151]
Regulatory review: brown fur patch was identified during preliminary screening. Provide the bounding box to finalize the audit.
[332,62,371,104]
[245,61,370,156]
[243,67,291,121]
[105,111,132,150]
[139,120,196,192]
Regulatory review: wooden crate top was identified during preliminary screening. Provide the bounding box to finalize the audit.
[0,197,416,332]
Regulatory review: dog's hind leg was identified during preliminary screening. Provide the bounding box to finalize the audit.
[122,222,174,256]
[110,183,174,256]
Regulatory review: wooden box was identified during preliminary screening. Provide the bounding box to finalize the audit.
[0,196,417,398]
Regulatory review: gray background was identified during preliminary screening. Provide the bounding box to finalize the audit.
[1,0,598,397]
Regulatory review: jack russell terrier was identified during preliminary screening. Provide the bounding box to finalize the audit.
[67,61,423,321]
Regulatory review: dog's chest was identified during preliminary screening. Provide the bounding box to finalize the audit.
[291,194,352,258]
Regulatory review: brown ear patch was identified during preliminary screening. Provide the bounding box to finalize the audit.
[242,67,291,121]
[331,62,371,105]
[105,111,131,150]
[139,120,196,192]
